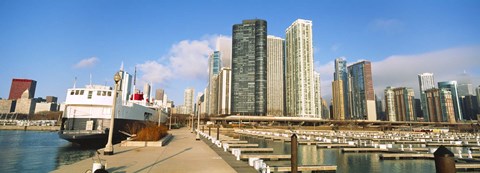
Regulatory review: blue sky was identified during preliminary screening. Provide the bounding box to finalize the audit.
[1,0,479,104]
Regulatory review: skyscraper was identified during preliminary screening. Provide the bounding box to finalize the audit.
[155,89,165,101]
[143,83,151,100]
[347,61,376,121]
[285,19,317,117]
[438,81,462,121]
[332,80,345,120]
[314,72,322,118]
[209,75,219,116]
[218,67,231,115]
[207,51,222,115]
[462,95,478,120]
[425,88,456,123]
[266,35,285,116]
[231,19,267,115]
[393,87,416,121]
[418,73,435,122]
[8,79,37,100]
[332,58,348,120]
[384,87,396,121]
[184,88,194,115]
[476,85,480,109]
[457,71,474,97]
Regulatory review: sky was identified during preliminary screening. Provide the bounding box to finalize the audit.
[1,0,479,105]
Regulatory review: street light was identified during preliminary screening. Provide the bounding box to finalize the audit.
[196,103,201,140]
[104,71,122,155]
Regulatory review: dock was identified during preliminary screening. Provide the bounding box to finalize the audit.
[269,165,337,172]
[456,164,480,171]
[227,143,259,148]
[342,148,388,153]
[380,153,434,160]
[240,154,291,161]
[228,147,274,153]
[317,143,356,148]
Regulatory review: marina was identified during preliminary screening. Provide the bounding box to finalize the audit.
[2,124,480,173]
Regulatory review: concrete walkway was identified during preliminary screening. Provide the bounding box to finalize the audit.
[52,128,237,173]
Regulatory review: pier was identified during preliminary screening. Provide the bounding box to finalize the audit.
[52,128,238,173]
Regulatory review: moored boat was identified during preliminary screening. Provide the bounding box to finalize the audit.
[59,69,168,147]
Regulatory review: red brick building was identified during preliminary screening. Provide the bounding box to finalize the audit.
[8,79,37,100]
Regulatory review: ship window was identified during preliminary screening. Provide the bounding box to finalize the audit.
[97,91,101,96]
[70,90,74,95]
[75,90,79,95]
[88,91,93,99]
[108,91,112,96]
[80,90,85,95]
[102,91,106,96]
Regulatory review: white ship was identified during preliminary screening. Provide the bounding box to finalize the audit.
[59,69,168,146]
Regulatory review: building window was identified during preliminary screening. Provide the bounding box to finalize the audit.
[88,91,93,99]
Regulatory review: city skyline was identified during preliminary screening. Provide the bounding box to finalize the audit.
[1,1,480,105]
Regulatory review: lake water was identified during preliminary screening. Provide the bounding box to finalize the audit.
[239,135,437,173]
[0,130,95,173]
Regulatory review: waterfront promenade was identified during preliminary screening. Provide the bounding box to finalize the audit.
[52,128,237,173]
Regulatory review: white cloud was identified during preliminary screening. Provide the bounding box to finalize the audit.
[137,61,172,85]
[315,59,336,102]
[215,35,232,67]
[168,39,213,79]
[372,45,480,97]
[369,18,404,33]
[74,57,99,69]
[136,35,231,86]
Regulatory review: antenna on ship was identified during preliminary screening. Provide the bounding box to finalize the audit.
[120,61,124,71]
[73,76,77,89]
[133,65,137,94]
[89,73,92,86]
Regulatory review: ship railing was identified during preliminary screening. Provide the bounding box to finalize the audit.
[62,130,105,134]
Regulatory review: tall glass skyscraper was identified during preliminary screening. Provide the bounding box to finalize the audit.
[207,51,222,115]
[418,73,435,121]
[285,19,318,118]
[333,58,348,119]
[266,35,285,116]
[438,81,462,121]
[231,19,267,115]
[347,61,376,121]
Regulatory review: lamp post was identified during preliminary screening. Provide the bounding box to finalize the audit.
[196,103,201,140]
[104,71,121,155]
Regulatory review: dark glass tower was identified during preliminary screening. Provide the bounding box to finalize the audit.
[347,61,376,120]
[231,19,267,115]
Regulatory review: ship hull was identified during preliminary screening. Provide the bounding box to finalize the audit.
[58,118,148,147]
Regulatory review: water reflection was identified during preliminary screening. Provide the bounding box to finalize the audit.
[55,143,96,168]
[0,130,95,173]
[240,135,436,173]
